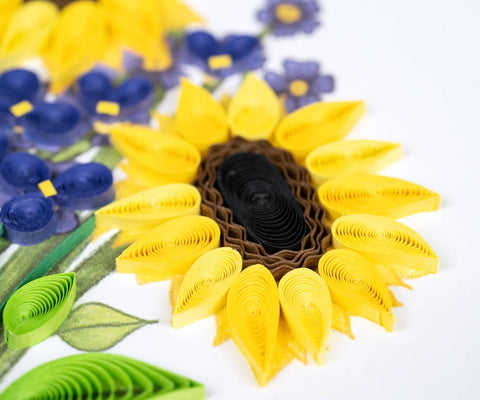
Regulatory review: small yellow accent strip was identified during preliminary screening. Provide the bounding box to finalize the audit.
[208,54,233,70]
[10,101,33,117]
[38,180,57,197]
[96,101,120,116]
[13,126,24,134]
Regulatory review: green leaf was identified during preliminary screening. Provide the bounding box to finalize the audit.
[51,139,91,163]
[57,302,157,351]
[93,146,122,170]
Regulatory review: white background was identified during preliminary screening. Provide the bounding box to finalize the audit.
[1,0,480,399]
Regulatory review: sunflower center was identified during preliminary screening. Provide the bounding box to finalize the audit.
[289,79,309,97]
[275,4,303,24]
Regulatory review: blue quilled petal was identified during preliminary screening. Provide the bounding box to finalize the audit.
[112,76,153,109]
[77,71,113,114]
[53,162,114,210]
[0,69,40,106]
[186,31,219,60]
[1,193,56,245]
[0,104,15,136]
[21,102,88,147]
[0,132,9,161]
[0,152,50,196]
[222,35,259,61]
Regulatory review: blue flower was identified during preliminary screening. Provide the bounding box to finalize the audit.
[181,31,265,79]
[257,0,320,37]
[265,59,334,112]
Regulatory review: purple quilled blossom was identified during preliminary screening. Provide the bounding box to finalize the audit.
[257,0,320,37]
[265,59,334,112]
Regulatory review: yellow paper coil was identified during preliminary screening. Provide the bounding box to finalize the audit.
[172,247,243,328]
[110,123,201,186]
[116,215,220,282]
[318,249,394,332]
[176,79,229,155]
[227,264,279,386]
[318,173,441,221]
[228,73,281,140]
[332,214,439,278]
[278,268,332,365]
[274,101,365,164]
[95,183,201,242]
[306,139,403,186]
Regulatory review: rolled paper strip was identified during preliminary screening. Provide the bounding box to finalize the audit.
[95,183,201,240]
[227,264,279,386]
[332,214,439,276]
[228,73,280,140]
[110,123,201,185]
[53,162,114,210]
[278,268,332,365]
[0,132,9,160]
[172,247,242,328]
[0,152,50,196]
[0,104,15,135]
[176,79,229,155]
[318,249,394,331]
[112,76,153,111]
[0,69,40,106]
[9,100,33,117]
[217,152,308,254]
[21,101,88,148]
[305,139,403,186]
[37,180,57,197]
[77,70,112,114]
[0,353,205,399]
[1,193,56,245]
[209,54,233,69]
[274,101,366,163]
[3,273,76,349]
[0,1,58,70]
[96,100,120,116]
[318,173,441,221]
[117,215,221,281]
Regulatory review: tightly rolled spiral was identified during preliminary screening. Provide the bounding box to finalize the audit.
[305,139,403,186]
[116,215,221,282]
[0,152,50,196]
[111,123,201,185]
[1,193,56,245]
[318,173,441,221]
[112,76,153,110]
[53,162,115,210]
[95,183,201,240]
[0,353,205,400]
[172,247,242,328]
[274,101,365,163]
[278,268,332,365]
[0,68,40,106]
[176,79,229,155]
[227,264,279,386]
[227,73,280,140]
[77,70,112,114]
[216,152,308,254]
[3,273,76,349]
[21,101,88,147]
[318,249,394,332]
[332,214,439,277]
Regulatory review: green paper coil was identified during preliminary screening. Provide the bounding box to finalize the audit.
[0,353,206,400]
[3,273,76,349]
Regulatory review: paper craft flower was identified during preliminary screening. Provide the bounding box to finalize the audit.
[265,60,335,112]
[181,31,265,79]
[95,73,440,385]
[257,0,320,36]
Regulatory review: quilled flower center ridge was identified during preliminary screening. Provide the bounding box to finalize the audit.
[275,4,303,24]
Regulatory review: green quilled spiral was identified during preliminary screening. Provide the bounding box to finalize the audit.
[0,353,206,400]
[3,273,76,349]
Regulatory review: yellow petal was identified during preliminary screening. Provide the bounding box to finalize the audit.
[275,101,365,164]
[110,123,201,185]
[228,73,281,140]
[306,139,403,186]
[318,249,394,332]
[213,307,231,346]
[318,173,441,221]
[0,1,58,71]
[95,183,201,243]
[152,112,177,134]
[176,79,229,155]
[116,215,220,282]
[0,0,22,41]
[332,302,354,339]
[172,247,243,328]
[278,268,332,365]
[332,214,439,278]
[227,264,279,386]
[114,178,149,200]
[158,0,204,31]
[45,1,110,93]
[101,0,171,70]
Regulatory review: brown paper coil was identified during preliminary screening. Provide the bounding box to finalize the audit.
[195,137,331,280]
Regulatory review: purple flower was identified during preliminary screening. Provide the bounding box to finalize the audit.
[257,0,320,36]
[265,59,334,112]
[180,31,265,79]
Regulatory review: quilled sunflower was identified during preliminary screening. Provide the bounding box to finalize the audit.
[94,72,440,385]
